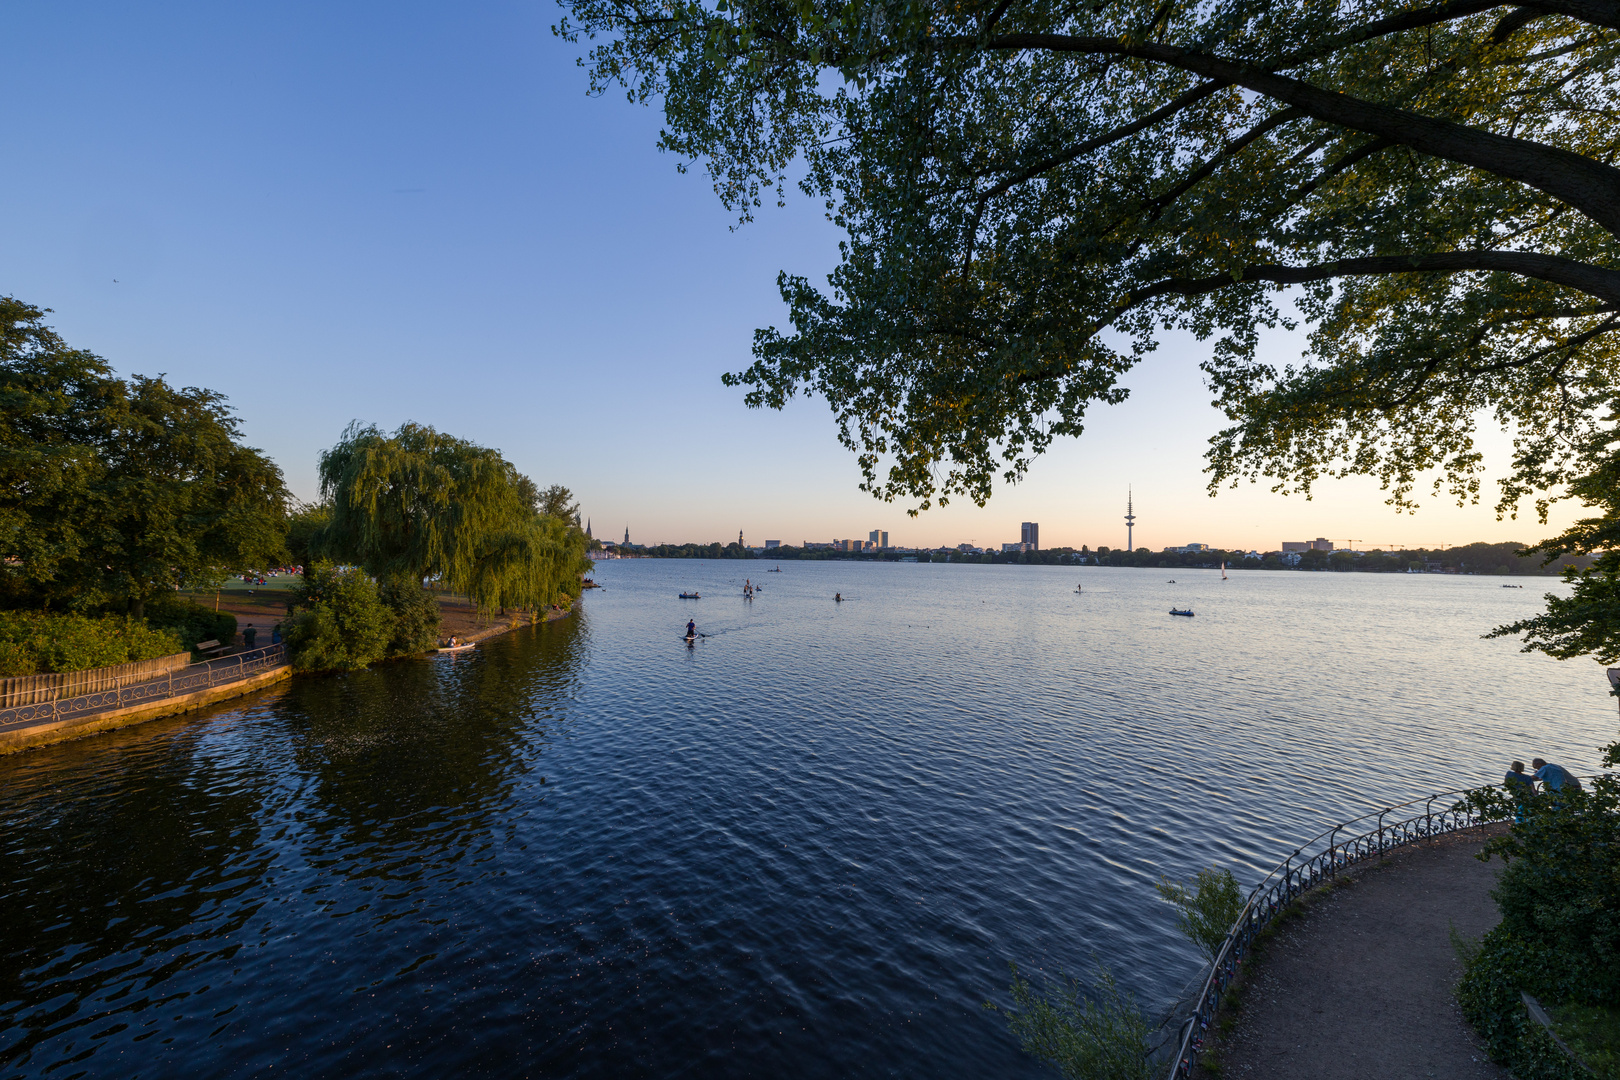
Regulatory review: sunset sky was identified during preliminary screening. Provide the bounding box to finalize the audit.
[2,2,1584,551]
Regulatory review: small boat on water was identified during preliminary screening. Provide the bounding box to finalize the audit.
[679,592,701,599]
[768,566,783,572]
[1169,608,1195,617]
[438,642,476,653]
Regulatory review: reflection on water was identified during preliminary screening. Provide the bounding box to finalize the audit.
[0,564,1612,1079]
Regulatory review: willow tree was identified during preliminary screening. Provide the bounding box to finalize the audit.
[557,0,1620,660]
[319,422,591,617]
[319,422,526,587]
[463,513,594,616]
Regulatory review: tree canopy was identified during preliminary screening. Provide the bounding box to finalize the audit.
[557,0,1620,661]
[1489,397,1620,662]
[318,422,593,614]
[0,297,288,616]
[560,0,1617,509]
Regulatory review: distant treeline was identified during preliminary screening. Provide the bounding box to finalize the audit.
[625,540,1593,574]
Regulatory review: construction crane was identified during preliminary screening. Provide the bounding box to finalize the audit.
[1332,539,1364,551]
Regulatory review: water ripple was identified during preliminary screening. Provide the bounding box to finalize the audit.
[0,562,1611,1078]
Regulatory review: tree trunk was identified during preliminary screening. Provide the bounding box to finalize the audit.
[130,596,145,621]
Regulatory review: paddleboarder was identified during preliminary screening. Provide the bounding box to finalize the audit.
[686,619,696,641]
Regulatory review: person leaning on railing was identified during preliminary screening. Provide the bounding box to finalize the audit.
[1504,761,1535,823]
[1531,757,1582,794]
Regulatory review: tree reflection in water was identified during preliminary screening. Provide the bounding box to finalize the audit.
[0,615,585,1077]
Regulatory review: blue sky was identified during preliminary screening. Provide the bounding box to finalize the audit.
[1,2,1577,551]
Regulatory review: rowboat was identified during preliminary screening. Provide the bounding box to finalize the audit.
[1169,608,1195,617]
[679,592,701,599]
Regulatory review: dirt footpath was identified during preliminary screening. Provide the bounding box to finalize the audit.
[1214,827,1509,1080]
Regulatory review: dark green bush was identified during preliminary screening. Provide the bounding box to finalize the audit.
[1490,789,1620,1005]
[379,578,441,657]
[284,563,394,672]
[144,596,237,652]
[0,611,183,676]
[1456,929,1589,1079]
[1458,738,1620,1076]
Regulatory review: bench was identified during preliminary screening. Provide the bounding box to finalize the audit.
[194,639,228,657]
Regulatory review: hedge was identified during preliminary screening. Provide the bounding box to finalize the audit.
[0,612,184,676]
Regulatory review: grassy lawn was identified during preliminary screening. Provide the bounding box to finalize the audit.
[181,574,303,633]
[1551,1002,1620,1078]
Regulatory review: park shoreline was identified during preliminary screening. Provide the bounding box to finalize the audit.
[0,601,578,755]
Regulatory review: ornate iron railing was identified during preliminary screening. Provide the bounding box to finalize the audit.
[1163,785,1505,1078]
[0,644,289,734]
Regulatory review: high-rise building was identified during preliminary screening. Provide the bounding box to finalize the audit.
[1125,488,1136,551]
[869,529,881,546]
[1021,522,1039,550]
[765,540,781,549]
[881,530,889,548]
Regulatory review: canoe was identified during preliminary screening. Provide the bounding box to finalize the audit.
[1169,608,1195,617]
[679,592,701,599]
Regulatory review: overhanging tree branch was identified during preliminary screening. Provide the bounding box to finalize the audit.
[973,34,1620,235]
[1128,251,1620,308]
[964,78,1226,263]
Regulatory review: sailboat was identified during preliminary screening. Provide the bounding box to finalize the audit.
[1221,562,1228,581]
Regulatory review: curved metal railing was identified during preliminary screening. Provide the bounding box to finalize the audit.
[1163,783,1515,1078]
[0,644,288,734]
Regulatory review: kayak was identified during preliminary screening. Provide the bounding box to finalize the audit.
[1169,609,1195,617]
[438,643,476,652]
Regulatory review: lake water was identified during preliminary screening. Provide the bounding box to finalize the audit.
[1,562,1614,1079]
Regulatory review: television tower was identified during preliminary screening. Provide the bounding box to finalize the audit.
[1125,487,1136,552]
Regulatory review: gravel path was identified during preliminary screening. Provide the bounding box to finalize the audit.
[1214,827,1509,1080]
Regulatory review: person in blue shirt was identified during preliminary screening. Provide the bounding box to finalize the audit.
[1504,761,1534,793]
[1531,758,1581,792]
